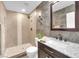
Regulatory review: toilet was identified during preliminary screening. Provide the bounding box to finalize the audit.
[26,46,38,58]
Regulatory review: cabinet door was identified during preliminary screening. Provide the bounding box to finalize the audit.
[38,42,54,58]
[38,48,48,58]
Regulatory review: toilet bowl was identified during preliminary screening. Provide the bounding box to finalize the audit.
[26,46,38,58]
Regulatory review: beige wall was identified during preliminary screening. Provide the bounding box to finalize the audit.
[29,11,37,46]
[0,1,6,55]
[22,13,30,44]
[6,11,31,46]
[5,11,17,48]
[6,10,36,47]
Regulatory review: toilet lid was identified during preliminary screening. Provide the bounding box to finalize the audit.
[26,46,37,53]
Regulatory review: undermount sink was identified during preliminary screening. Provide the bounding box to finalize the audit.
[44,37,68,48]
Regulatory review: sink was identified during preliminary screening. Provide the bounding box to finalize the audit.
[45,38,68,48]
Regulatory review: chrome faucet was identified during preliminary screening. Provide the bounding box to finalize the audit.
[57,34,62,40]
[54,34,68,42]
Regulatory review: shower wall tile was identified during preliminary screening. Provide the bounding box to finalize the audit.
[5,11,17,48]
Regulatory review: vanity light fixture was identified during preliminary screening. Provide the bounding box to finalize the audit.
[38,11,41,16]
[38,11,44,25]
[38,11,42,20]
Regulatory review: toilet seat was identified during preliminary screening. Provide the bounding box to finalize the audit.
[26,46,38,58]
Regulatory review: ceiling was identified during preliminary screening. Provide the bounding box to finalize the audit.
[3,1,42,14]
[53,1,75,12]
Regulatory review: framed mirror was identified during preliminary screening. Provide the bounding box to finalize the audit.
[50,1,77,31]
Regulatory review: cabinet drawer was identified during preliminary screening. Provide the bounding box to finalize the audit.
[44,47,59,58]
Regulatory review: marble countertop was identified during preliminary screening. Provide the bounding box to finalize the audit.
[35,36,79,58]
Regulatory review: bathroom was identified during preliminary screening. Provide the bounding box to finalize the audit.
[0,1,79,58]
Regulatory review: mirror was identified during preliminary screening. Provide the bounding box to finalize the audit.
[51,1,75,30]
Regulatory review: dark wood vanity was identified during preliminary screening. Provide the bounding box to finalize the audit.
[38,42,70,58]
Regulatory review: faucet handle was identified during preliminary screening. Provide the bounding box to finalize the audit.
[58,34,62,40]
[53,36,58,39]
[64,38,67,42]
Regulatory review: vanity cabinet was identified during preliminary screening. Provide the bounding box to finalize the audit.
[38,42,70,58]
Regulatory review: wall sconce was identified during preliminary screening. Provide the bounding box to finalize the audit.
[38,11,44,25]
[39,16,43,20]
[38,11,41,16]
[38,11,43,20]
[38,16,43,25]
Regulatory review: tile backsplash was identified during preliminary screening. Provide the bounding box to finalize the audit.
[50,31,79,43]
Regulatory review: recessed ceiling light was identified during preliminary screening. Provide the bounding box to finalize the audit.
[21,9,26,12]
